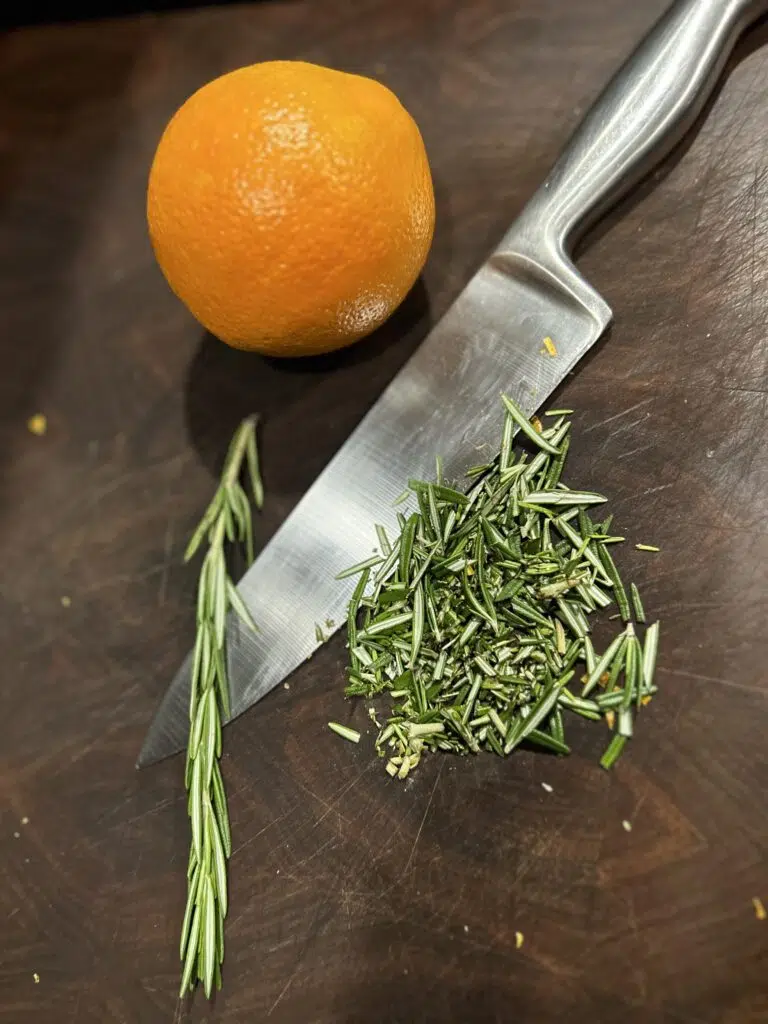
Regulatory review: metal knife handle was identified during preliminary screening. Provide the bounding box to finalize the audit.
[503,0,768,258]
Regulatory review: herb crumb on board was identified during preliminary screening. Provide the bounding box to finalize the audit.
[27,413,47,436]
[328,722,361,744]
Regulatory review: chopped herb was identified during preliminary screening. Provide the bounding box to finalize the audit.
[335,555,384,580]
[582,632,626,697]
[630,582,646,623]
[642,622,660,691]
[523,490,607,507]
[375,524,392,556]
[501,394,561,455]
[753,897,766,921]
[635,543,660,552]
[328,722,361,744]
[334,400,660,779]
[600,734,627,770]
[598,542,631,622]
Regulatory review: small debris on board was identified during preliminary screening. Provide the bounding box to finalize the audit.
[33,973,40,985]
[515,931,524,949]
[622,819,632,832]
[753,896,766,921]
[27,414,47,437]
[21,817,29,826]
[541,782,553,794]
[541,336,558,357]
[60,596,71,608]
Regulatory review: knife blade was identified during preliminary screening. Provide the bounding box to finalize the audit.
[139,0,768,767]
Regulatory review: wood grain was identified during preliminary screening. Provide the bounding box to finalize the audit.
[1,2,767,1021]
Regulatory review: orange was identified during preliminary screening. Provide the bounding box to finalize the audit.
[147,61,435,356]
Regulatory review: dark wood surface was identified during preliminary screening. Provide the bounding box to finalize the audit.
[2,1,767,1021]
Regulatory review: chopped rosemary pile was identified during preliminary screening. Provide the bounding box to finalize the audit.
[180,416,263,999]
[338,397,660,779]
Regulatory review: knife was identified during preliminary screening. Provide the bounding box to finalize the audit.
[139,0,767,767]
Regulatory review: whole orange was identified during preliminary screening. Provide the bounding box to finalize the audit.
[147,61,435,356]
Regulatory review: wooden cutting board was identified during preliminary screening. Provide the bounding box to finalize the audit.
[1,1,766,1021]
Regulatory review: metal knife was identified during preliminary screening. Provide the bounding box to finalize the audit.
[139,0,767,767]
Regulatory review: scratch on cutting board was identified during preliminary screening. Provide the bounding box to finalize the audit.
[230,802,301,857]
[625,892,649,1003]
[291,834,340,873]
[584,397,654,433]
[268,968,299,1017]
[312,761,375,830]
[658,666,766,697]
[614,482,673,505]
[404,760,445,874]
[157,516,176,607]
[512,820,567,893]
[616,444,653,461]
[267,898,333,1016]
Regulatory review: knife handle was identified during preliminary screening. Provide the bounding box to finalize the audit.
[502,0,768,257]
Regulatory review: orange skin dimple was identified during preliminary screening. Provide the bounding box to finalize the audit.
[147,61,435,356]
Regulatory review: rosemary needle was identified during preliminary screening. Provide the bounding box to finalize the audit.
[630,582,646,623]
[328,722,361,743]
[600,733,627,770]
[501,394,561,455]
[180,416,263,1000]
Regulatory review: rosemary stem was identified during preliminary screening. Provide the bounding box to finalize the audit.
[179,416,262,1000]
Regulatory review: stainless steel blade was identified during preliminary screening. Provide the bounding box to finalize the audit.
[139,0,768,766]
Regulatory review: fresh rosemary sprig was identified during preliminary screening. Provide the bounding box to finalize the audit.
[179,416,263,999]
[337,396,660,778]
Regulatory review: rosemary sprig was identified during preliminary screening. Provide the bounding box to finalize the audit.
[336,396,660,778]
[179,416,263,999]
